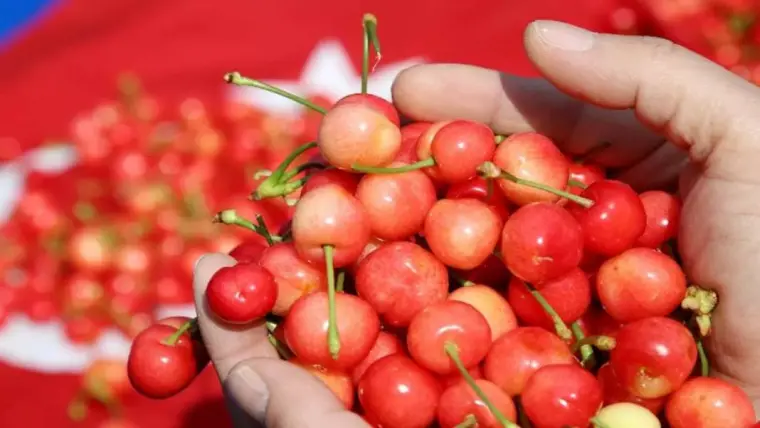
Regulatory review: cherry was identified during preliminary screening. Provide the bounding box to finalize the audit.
[68,225,115,272]
[665,377,756,428]
[406,301,491,375]
[424,198,502,270]
[300,168,361,196]
[82,359,132,403]
[205,262,277,324]
[114,242,152,274]
[355,167,437,240]
[507,268,591,330]
[566,180,647,256]
[395,122,432,163]
[483,327,576,396]
[596,247,687,323]
[333,93,400,126]
[228,239,268,264]
[446,177,510,223]
[490,132,570,206]
[291,183,371,268]
[259,242,327,316]
[352,331,404,385]
[597,363,665,414]
[449,284,518,341]
[158,316,210,371]
[501,202,584,283]
[609,317,697,399]
[317,103,402,170]
[283,291,380,371]
[453,254,511,290]
[61,273,105,315]
[414,120,496,183]
[64,315,108,344]
[127,323,200,399]
[636,190,681,248]
[567,162,606,195]
[521,364,603,428]
[357,354,442,428]
[154,270,195,305]
[582,305,624,338]
[355,241,449,328]
[291,358,355,409]
[592,403,662,428]
[439,364,485,388]
[437,380,517,428]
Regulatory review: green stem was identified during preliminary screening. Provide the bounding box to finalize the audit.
[268,333,294,360]
[265,320,278,334]
[697,339,710,376]
[590,417,613,428]
[336,271,345,293]
[444,342,518,428]
[567,179,588,190]
[454,414,478,428]
[571,321,595,367]
[570,335,616,354]
[253,142,318,199]
[255,214,277,246]
[525,283,572,341]
[224,72,327,114]
[162,318,196,346]
[352,157,436,174]
[494,134,508,144]
[477,161,594,208]
[363,14,381,72]
[361,16,370,94]
[280,162,326,182]
[324,245,341,359]
[214,210,281,244]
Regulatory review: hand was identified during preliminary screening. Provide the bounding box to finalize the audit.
[392,20,760,414]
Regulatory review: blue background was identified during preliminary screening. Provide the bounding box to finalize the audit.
[0,0,56,49]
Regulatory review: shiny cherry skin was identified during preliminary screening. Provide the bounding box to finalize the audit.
[259,242,327,316]
[446,176,510,223]
[291,358,355,409]
[501,202,584,283]
[567,162,606,195]
[334,93,400,125]
[437,379,517,428]
[439,365,485,388]
[417,120,496,183]
[227,239,268,264]
[205,262,277,324]
[666,377,757,428]
[358,354,442,428]
[597,363,665,414]
[300,168,361,196]
[454,254,512,290]
[507,267,591,330]
[449,284,518,341]
[394,122,432,163]
[355,241,449,327]
[636,190,681,248]
[521,364,604,428]
[352,331,405,385]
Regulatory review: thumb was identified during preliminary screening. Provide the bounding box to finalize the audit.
[225,358,369,428]
[523,20,760,179]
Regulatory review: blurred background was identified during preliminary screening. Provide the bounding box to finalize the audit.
[0,0,756,426]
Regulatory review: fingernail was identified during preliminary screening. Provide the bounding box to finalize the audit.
[532,21,594,52]
[228,365,269,421]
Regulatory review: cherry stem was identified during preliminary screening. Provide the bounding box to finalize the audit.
[525,283,572,341]
[477,162,594,208]
[265,320,278,333]
[444,342,518,428]
[351,157,436,174]
[574,141,611,164]
[571,321,596,368]
[253,141,318,199]
[567,179,588,190]
[570,335,616,354]
[213,210,282,246]
[494,134,508,144]
[255,214,277,247]
[454,415,478,428]
[362,13,382,93]
[697,338,710,376]
[223,72,327,114]
[162,318,197,346]
[268,333,294,360]
[681,285,718,316]
[590,417,612,428]
[280,162,326,183]
[336,271,346,293]
[323,244,341,359]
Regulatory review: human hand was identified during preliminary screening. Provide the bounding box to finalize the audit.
[391,20,760,414]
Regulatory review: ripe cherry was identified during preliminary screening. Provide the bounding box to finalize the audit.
[284,291,380,371]
[228,239,268,264]
[597,363,665,414]
[665,377,757,428]
[357,354,442,428]
[259,242,327,316]
[291,358,355,409]
[439,365,485,388]
[395,122,432,163]
[424,198,502,270]
[406,300,492,375]
[501,202,584,283]
[483,327,576,396]
[317,103,402,170]
[61,273,105,315]
[454,253,511,290]
[449,284,518,341]
[567,162,606,196]
[521,364,603,428]
[415,120,496,183]
[566,180,647,256]
[355,167,437,240]
[352,331,404,385]
[596,247,687,323]
[437,380,517,428]
[507,268,591,330]
[300,168,361,196]
[636,190,681,248]
[593,403,662,428]
[610,317,697,399]
[333,93,400,126]
[205,262,277,324]
[355,241,449,327]
[446,177,510,223]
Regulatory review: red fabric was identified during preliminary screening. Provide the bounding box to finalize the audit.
[0,0,622,426]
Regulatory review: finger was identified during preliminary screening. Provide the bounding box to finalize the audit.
[226,358,369,428]
[192,253,278,381]
[391,63,661,167]
[523,20,760,179]
[614,141,689,192]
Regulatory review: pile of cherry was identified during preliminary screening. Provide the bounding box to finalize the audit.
[126,14,758,428]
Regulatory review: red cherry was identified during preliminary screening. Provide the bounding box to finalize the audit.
[284,291,380,371]
[424,198,502,270]
[355,241,449,328]
[127,324,199,399]
[597,363,665,414]
[355,167,437,240]
[61,274,105,315]
[507,268,591,329]
[610,317,697,399]
[351,331,404,385]
[394,122,432,163]
[453,253,511,290]
[437,380,517,428]
[582,306,624,339]
[291,358,355,409]
[358,354,442,428]
[491,132,570,206]
[114,243,152,274]
[446,177,510,223]
[501,202,584,283]
[228,239,268,264]
[259,242,327,316]
[596,247,686,323]
[317,103,401,170]
[64,315,107,344]
[449,284,518,341]
[415,120,496,183]
[568,162,605,193]
[407,301,492,375]
[292,184,371,268]
[154,271,195,305]
[300,168,361,196]
[566,180,646,256]
[521,364,604,428]
[483,327,576,396]
[636,190,681,248]
[68,226,114,272]
[333,93,400,126]
[666,377,757,428]
[158,317,210,371]
[439,364,484,389]
[82,359,132,401]
[205,263,278,324]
